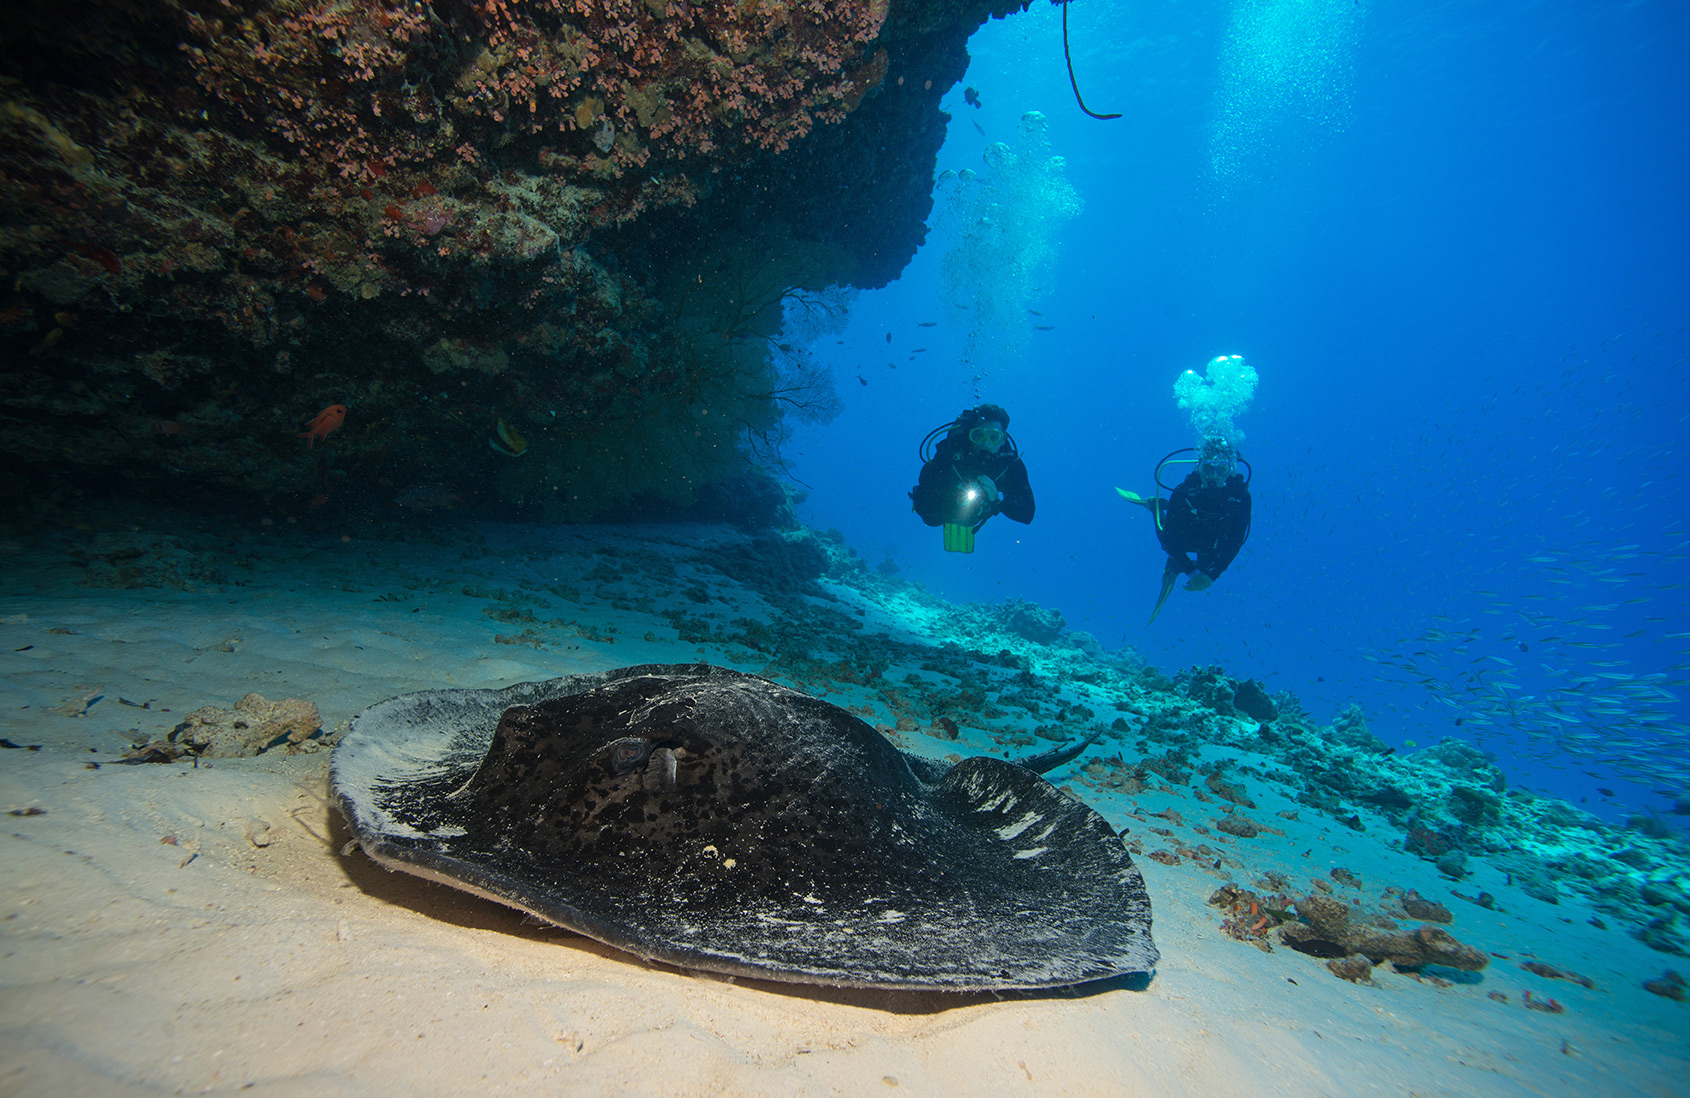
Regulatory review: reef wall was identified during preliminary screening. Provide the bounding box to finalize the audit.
[0,0,1026,519]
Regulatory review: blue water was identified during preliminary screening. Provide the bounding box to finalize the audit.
[785,0,1690,820]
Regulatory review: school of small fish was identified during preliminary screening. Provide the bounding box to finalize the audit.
[1361,533,1690,795]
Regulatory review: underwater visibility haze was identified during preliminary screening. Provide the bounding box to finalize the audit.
[788,0,1690,819]
[1,0,1688,1093]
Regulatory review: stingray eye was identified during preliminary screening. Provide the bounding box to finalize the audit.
[607,737,652,775]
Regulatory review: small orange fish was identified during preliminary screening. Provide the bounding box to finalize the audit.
[299,404,347,448]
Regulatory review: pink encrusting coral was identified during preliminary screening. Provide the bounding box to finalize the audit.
[182,0,890,181]
[466,0,890,156]
[168,0,896,301]
[181,1,440,179]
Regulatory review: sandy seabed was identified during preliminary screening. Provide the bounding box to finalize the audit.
[1,520,1685,1097]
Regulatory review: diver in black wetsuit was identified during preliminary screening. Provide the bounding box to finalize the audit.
[1118,442,1252,622]
[910,404,1034,553]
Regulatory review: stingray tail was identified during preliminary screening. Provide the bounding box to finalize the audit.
[1015,727,1104,775]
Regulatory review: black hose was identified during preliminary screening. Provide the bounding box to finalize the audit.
[1061,0,1121,120]
[918,423,953,464]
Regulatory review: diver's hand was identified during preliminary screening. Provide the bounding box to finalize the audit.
[976,475,999,504]
[1184,572,1214,592]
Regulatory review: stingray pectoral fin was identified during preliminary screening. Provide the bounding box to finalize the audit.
[335,664,1160,990]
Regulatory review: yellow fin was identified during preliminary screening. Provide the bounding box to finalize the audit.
[493,418,529,456]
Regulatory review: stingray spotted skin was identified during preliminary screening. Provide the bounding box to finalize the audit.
[331,663,1158,990]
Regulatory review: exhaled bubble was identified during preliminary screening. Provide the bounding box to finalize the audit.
[936,111,1082,367]
[1208,0,1368,189]
[1175,354,1259,446]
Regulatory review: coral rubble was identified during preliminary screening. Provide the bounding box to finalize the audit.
[1642,969,1685,1001]
[128,692,325,759]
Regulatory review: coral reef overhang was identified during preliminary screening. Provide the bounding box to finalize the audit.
[0,0,1030,519]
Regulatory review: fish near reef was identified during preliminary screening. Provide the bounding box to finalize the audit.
[29,328,64,356]
[489,418,528,457]
[298,404,347,448]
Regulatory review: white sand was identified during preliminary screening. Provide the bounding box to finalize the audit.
[1,523,1684,1097]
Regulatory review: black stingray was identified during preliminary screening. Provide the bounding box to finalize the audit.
[331,663,1158,990]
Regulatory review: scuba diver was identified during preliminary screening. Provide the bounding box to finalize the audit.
[910,404,1034,553]
[1117,438,1251,622]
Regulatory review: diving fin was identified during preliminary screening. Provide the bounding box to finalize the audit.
[1115,487,1155,512]
[1148,564,1180,624]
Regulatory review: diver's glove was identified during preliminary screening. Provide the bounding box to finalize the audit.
[1184,571,1215,592]
[976,475,1000,505]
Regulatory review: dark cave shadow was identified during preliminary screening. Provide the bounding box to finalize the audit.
[324,807,1157,1015]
